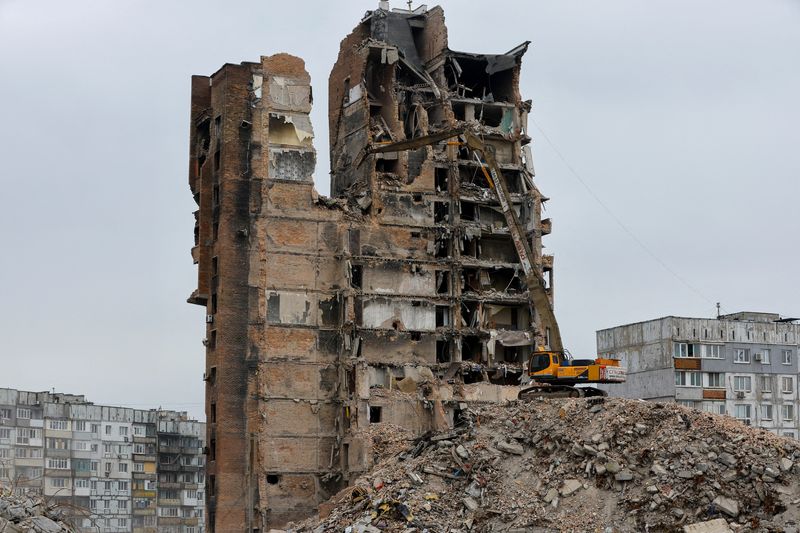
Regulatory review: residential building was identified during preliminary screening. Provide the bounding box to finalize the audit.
[187,4,551,531]
[596,312,800,439]
[0,388,205,533]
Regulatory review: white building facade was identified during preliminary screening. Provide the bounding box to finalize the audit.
[596,312,800,439]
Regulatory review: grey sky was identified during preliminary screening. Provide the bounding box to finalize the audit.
[1,0,798,420]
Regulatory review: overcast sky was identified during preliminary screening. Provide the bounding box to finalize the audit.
[1,0,798,420]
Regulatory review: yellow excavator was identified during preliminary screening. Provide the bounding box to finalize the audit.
[366,126,626,398]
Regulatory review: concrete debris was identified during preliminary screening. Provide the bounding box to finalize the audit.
[0,493,75,532]
[287,398,800,532]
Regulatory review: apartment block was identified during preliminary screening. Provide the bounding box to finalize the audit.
[596,312,800,438]
[187,5,551,531]
[0,388,205,533]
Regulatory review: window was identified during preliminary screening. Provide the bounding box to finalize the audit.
[133,425,144,436]
[119,481,129,492]
[49,478,67,488]
[119,426,128,436]
[47,458,68,469]
[90,461,98,472]
[0,428,10,440]
[759,349,771,364]
[703,402,726,415]
[104,443,113,453]
[0,408,11,420]
[761,404,773,421]
[706,372,724,388]
[134,444,145,454]
[782,376,794,394]
[105,425,112,435]
[703,345,722,359]
[733,376,752,393]
[782,350,792,365]
[16,428,38,445]
[105,462,112,473]
[675,371,701,387]
[0,449,9,458]
[73,420,86,432]
[75,479,89,488]
[48,420,68,430]
[16,408,30,419]
[91,423,100,434]
[118,462,128,473]
[734,349,750,363]
[673,343,700,358]
[735,404,752,424]
[784,431,796,439]
[782,404,794,421]
[676,400,699,408]
[760,375,772,393]
[134,463,144,473]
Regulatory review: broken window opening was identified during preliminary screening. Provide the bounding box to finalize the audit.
[210,403,216,424]
[350,265,363,289]
[446,55,516,103]
[410,331,422,341]
[436,306,451,328]
[488,365,522,385]
[434,201,450,224]
[436,339,451,363]
[375,156,399,174]
[436,271,450,294]
[435,167,448,192]
[459,164,490,189]
[369,406,382,424]
[479,236,517,263]
[434,236,451,259]
[213,149,221,172]
[460,201,477,221]
[411,231,421,239]
[501,169,523,194]
[266,474,280,485]
[413,193,423,203]
[209,439,216,462]
[208,330,217,350]
[484,304,529,331]
[461,301,480,329]
[460,236,479,259]
[209,475,216,496]
[204,366,217,385]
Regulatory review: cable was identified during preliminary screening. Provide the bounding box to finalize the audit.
[530,117,724,315]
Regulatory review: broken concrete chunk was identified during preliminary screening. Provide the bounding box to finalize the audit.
[497,440,524,455]
[781,457,794,472]
[543,487,558,503]
[712,495,739,517]
[605,460,622,474]
[463,496,479,511]
[615,469,634,482]
[682,518,733,533]
[717,452,737,467]
[560,479,582,496]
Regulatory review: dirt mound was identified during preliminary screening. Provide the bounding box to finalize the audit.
[288,398,800,532]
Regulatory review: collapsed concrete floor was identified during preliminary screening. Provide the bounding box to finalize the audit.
[285,398,800,532]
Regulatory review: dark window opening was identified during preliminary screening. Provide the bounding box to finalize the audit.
[435,236,450,259]
[213,150,221,172]
[435,167,448,192]
[437,339,451,363]
[410,331,422,341]
[212,218,219,241]
[459,164,491,189]
[212,184,220,207]
[413,193,423,203]
[205,366,217,385]
[460,201,477,221]
[462,368,484,384]
[266,475,280,485]
[436,306,450,328]
[210,293,218,314]
[208,330,217,350]
[436,271,450,294]
[375,157,398,173]
[209,440,216,462]
[209,475,216,495]
[461,236,479,258]
[434,202,449,223]
[369,406,382,423]
[210,403,216,424]
[350,265,362,289]
[501,169,522,193]
[477,104,504,127]
[462,301,480,328]
[411,231,421,239]
[214,116,222,138]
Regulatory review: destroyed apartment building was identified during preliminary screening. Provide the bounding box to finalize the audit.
[187,5,552,531]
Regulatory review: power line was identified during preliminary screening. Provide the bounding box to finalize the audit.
[530,117,723,315]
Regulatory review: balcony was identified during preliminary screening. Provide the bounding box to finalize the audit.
[158,446,181,454]
[159,498,181,507]
[132,490,156,498]
[133,472,156,481]
[674,358,702,371]
[703,389,726,400]
[158,482,181,490]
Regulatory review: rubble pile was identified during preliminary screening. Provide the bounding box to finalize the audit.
[289,398,800,532]
[0,491,76,532]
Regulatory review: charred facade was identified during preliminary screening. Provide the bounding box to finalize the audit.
[187,6,553,532]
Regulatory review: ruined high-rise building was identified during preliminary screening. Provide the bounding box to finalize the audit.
[187,5,553,532]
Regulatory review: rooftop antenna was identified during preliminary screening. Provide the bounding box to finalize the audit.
[407,0,413,10]
[716,302,721,319]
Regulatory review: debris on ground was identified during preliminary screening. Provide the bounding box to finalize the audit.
[0,491,76,532]
[286,398,800,532]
